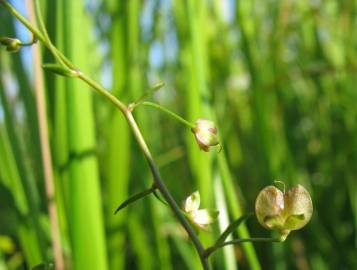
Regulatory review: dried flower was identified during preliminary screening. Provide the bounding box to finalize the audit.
[255,184,313,241]
[183,191,219,231]
[191,119,220,152]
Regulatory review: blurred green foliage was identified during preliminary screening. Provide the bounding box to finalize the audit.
[0,0,356,269]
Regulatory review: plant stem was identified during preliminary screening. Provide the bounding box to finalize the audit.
[141,101,195,128]
[204,237,282,257]
[33,0,66,66]
[19,35,37,46]
[0,0,74,69]
[1,1,210,269]
[1,1,45,41]
[77,72,127,113]
[125,111,210,270]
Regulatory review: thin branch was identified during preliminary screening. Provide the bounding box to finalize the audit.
[141,101,195,128]
[1,2,211,269]
[125,111,210,270]
[77,72,127,113]
[204,237,282,257]
[33,0,65,66]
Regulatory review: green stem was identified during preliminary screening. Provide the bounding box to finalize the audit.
[0,0,74,69]
[274,180,286,193]
[20,34,37,46]
[33,0,66,66]
[77,72,127,113]
[204,237,282,257]
[1,1,45,42]
[125,111,210,270]
[141,101,195,128]
[2,2,210,269]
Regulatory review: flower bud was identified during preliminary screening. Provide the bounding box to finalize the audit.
[191,119,220,152]
[0,37,22,53]
[183,191,219,231]
[255,184,313,240]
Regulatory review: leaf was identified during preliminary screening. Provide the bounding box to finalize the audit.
[214,213,254,247]
[114,186,156,214]
[131,81,165,107]
[31,263,54,270]
[42,64,78,77]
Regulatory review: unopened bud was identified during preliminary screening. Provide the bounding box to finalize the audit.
[0,37,22,52]
[255,184,313,240]
[191,119,220,152]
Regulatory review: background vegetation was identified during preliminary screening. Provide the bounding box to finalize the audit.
[0,0,356,269]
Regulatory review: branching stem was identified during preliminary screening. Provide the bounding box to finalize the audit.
[1,1,210,269]
[204,237,282,257]
[141,101,195,128]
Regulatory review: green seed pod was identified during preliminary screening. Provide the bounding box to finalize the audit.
[191,119,220,152]
[0,37,22,52]
[255,184,313,241]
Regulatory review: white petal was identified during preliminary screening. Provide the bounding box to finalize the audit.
[184,191,200,212]
[191,209,218,225]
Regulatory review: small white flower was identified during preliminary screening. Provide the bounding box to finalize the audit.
[191,119,220,152]
[183,191,219,231]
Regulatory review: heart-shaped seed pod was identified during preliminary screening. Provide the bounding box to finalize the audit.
[255,184,313,241]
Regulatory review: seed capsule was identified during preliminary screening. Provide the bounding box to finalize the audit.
[255,184,313,240]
